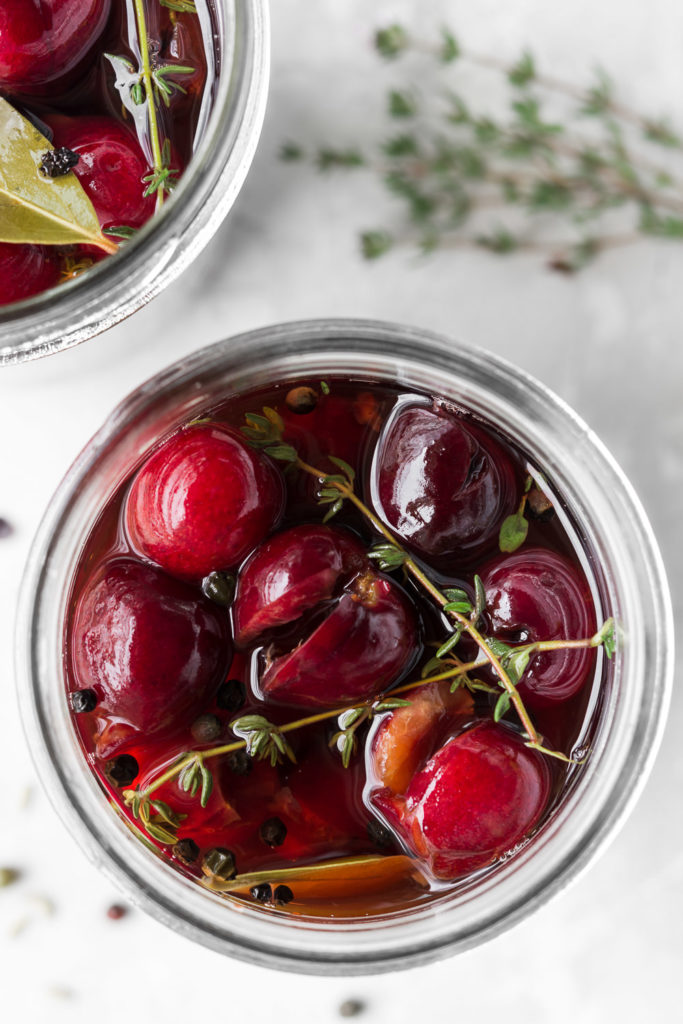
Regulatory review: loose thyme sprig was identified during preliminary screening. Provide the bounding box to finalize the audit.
[282,23,683,270]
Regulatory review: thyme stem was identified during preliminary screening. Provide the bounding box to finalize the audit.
[133,0,165,211]
[295,457,541,746]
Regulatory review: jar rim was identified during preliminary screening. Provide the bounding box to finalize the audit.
[16,318,674,973]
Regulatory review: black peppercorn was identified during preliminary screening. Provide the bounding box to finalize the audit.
[286,386,318,414]
[0,518,13,539]
[190,713,222,744]
[201,571,237,606]
[259,817,287,848]
[366,819,393,849]
[216,678,246,712]
[70,688,98,713]
[250,883,272,903]
[175,838,200,864]
[104,754,139,787]
[39,147,80,178]
[273,884,294,906]
[201,847,237,881]
[227,749,253,777]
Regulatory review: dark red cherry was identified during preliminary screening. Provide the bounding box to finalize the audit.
[372,403,516,566]
[481,548,596,706]
[260,570,419,708]
[125,424,285,582]
[374,721,550,879]
[44,116,155,232]
[0,243,60,307]
[233,524,367,646]
[0,0,111,93]
[71,559,231,737]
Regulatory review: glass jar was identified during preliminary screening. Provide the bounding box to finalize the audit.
[16,319,673,973]
[0,0,269,365]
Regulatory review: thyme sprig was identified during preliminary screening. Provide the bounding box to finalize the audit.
[106,2,195,209]
[124,616,614,844]
[283,23,683,270]
[238,406,616,761]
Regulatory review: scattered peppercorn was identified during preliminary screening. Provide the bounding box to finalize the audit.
[227,749,253,776]
[190,713,222,744]
[273,884,294,906]
[0,867,20,888]
[70,688,97,713]
[104,754,139,787]
[201,570,237,606]
[201,847,237,881]
[339,999,366,1018]
[216,678,246,712]
[0,518,13,539]
[106,903,128,921]
[527,487,555,521]
[39,147,80,178]
[175,838,200,864]
[250,883,272,903]
[367,819,393,849]
[259,817,287,848]
[286,386,318,414]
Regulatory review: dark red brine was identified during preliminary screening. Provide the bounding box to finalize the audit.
[65,378,609,916]
[0,0,215,306]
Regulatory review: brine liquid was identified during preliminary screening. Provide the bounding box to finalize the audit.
[65,377,608,918]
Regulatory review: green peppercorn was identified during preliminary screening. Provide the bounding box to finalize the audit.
[201,571,237,606]
[201,847,237,881]
[190,713,222,744]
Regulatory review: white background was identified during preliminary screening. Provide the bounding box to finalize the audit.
[1,1,682,1020]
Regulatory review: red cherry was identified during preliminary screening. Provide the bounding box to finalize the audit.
[233,524,367,647]
[44,116,155,232]
[71,559,231,737]
[481,548,596,706]
[0,243,60,307]
[372,403,516,566]
[375,721,550,879]
[260,570,419,708]
[125,423,285,581]
[0,0,111,93]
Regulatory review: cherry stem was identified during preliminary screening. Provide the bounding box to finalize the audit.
[133,0,165,212]
[295,456,542,747]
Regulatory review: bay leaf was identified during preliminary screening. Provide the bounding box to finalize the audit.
[202,853,429,900]
[0,97,118,254]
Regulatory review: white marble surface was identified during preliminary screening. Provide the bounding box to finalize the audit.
[1,0,682,1019]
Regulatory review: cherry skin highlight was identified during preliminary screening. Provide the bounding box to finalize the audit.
[233,524,367,647]
[481,547,597,706]
[0,243,60,307]
[125,424,285,581]
[45,116,155,233]
[374,720,551,879]
[0,0,111,94]
[260,570,420,708]
[373,403,517,566]
[71,559,231,738]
